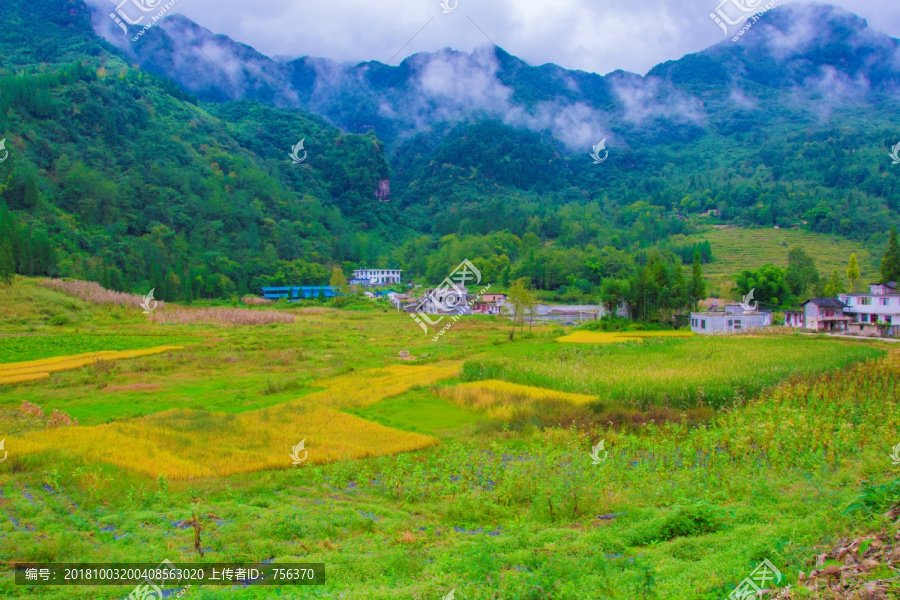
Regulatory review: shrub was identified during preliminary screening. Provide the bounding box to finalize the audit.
[48,314,70,326]
[150,308,294,326]
[843,479,900,516]
[629,503,722,545]
[48,409,78,428]
[20,401,44,418]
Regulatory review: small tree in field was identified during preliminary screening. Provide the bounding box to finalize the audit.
[329,267,348,295]
[846,253,860,292]
[505,278,533,341]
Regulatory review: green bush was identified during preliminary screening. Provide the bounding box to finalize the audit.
[628,503,722,545]
[843,479,900,516]
[48,314,70,326]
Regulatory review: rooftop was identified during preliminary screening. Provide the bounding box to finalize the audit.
[839,293,900,297]
[802,298,847,308]
[691,310,768,317]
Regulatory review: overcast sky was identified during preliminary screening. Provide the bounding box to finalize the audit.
[99,0,900,74]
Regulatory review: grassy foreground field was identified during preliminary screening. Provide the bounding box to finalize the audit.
[1,278,899,599]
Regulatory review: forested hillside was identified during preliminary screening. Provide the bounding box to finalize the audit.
[1,0,899,306]
[0,0,400,300]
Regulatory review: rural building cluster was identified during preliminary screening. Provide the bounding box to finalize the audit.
[257,268,900,339]
[692,282,900,337]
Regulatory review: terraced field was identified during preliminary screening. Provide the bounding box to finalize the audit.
[681,226,879,295]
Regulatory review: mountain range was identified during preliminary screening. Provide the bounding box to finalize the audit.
[93,3,900,149]
[0,0,898,304]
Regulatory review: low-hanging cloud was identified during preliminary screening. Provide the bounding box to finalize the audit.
[84,0,899,150]
[85,0,900,76]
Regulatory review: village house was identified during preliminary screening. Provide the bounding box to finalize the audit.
[472,293,507,315]
[784,298,850,332]
[385,291,409,309]
[784,309,804,328]
[690,308,769,334]
[839,282,900,337]
[725,303,773,326]
[352,268,402,286]
[405,287,471,316]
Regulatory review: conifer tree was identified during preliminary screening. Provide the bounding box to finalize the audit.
[846,253,860,292]
[881,227,900,284]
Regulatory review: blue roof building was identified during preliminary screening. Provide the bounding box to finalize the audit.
[261,286,340,301]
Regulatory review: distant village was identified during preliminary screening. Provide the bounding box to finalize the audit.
[259,268,900,339]
[687,281,899,338]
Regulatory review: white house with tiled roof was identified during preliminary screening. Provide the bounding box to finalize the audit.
[839,282,900,336]
[352,268,402,286]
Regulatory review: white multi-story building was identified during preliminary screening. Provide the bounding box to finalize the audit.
[839,282,900,336]
[352,268,402,286]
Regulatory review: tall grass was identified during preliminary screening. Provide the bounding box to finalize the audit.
[39,278,164,310]
[462,336,884,409]
[150,307,294,326]
[39,278,295,326]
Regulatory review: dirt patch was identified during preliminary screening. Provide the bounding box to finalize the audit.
[102,383,160,393]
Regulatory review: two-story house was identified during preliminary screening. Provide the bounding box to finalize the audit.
[472,294,508,315]
[783,298,850,331]
[352,268,402,286]
[801,298,850,332]
[839,282,900,337]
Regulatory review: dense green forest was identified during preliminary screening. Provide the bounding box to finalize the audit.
[0,0,899,305]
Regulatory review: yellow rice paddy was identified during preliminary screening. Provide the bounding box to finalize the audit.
[303,362,463,409]
[441,379,598,421]
[8,362,462,479]
[556,331,695,344]
[453,379,596,404]
[11,406,437,479]
[0,346,184,385]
